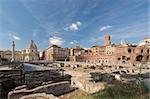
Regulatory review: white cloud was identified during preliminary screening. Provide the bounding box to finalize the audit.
[69,23,78,31]
[13,35,21,40]
[8,33,21,40]
[100,25,112,31]
[70,42,74,44]
[65,21,82,31]
[70,40,78,45]
[49,36,65,45]
[76,21,82,26]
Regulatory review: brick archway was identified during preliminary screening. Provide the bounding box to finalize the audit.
[136,55,143,62]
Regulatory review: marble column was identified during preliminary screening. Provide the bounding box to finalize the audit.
[11,41,15,62]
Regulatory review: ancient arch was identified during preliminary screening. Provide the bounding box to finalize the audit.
[136,55,143,61]
[147,49,149,54]
[147,55,149,61]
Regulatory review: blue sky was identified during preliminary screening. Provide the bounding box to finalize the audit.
[0,0,149,51]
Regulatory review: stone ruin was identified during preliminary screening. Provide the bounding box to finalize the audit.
[8,81,74,99]
[20,93,59,99]
[0,68,72,99]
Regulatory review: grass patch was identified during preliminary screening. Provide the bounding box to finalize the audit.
[71,82,149,99]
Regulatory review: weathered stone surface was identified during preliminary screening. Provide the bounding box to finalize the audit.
[19,93,59,99]
[114,74,121,81]
[8,81,74,99]
[66,71,106,93]
[14,85,27,90]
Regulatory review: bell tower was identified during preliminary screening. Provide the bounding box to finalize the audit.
[103,35,111,46]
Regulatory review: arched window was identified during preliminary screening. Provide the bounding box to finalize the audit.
[128,49,131,53]
[122,56,126,60]
[136,55,143,61]
[147,55,149,61]
[141,49,143,53]
[127,58,130,61]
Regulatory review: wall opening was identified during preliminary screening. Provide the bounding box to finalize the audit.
[127,58,130,61]
[141,49,143,53]
[147,49,149,54]
[122,56,126,60]
[122,61,125,64]
[136,55,143,61]
[128,49,131,53]
[147,55,149,61]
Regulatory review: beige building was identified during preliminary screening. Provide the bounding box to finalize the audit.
[24,40,39,61]
[139,37,150,47]
[69,46,84,61]
[73,35,150,65]
[0,50,24,61]
[0,40,39,62]
[75,45,115,65]
[43,35,150,66]
[44,45,70,61]
[114,44,149,65]
[103,34,111,46]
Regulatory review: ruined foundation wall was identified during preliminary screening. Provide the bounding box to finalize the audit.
[8,81,73,99]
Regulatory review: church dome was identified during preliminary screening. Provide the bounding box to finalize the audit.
[27,40,37,49]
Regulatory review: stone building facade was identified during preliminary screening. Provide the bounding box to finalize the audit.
[103,34,111,46]
[73,36,149,65]
[0,40,39,62]
[74,45,116,65]
[114,44,149,65]
[24,40,39,61]
[69,46,84,61]
[139,37,150,47]
[0,50,24,61]
[44,45,70,61]
[43,35,149,66]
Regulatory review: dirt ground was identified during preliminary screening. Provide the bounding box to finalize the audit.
[59,89,86,99]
